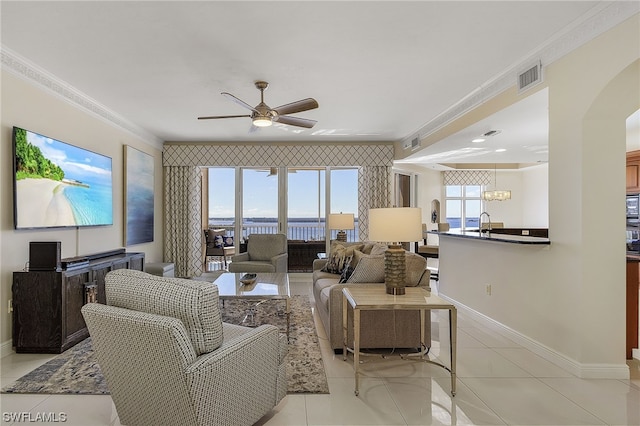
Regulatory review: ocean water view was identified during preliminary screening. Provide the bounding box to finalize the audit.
[209,218,360,241]
[211,217,481,242]
[446,217,479,229]
[64,179,113,226]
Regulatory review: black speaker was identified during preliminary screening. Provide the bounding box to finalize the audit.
[29,241,62,271]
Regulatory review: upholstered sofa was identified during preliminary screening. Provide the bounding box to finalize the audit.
[312,241,431,351]
[82,269,287,426]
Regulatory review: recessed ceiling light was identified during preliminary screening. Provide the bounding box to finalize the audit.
[472,138,485,143]
[495,148,506,152]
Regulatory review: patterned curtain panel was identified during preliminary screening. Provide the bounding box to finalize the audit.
[443,170,492,186]
[357,166,392,241]
[164,166,203,278]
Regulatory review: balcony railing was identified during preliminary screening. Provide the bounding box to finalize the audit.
[208,223,359,242]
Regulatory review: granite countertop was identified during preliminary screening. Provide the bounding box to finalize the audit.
[437,229,550,245]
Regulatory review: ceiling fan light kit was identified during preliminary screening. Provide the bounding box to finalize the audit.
[198,81,318,129]
[252,116,272,127]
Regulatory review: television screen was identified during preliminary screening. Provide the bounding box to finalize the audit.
[12,126,113,229]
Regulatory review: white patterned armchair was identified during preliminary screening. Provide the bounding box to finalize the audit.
[229,233,288,273]
[81,269,287,426]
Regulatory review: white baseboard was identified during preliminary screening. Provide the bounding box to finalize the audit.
[1,339,15,358]
[437,294,630,380]
[633,348,640,361]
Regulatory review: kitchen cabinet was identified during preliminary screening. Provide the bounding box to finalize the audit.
[627,150,640,193]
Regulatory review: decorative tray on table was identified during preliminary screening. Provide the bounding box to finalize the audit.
[239,273,257,285]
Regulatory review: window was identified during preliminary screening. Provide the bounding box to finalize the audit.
[445,185,482,230]
[330,168,359,241]
[287,168,325,241]
[207,167,235,236]
[242,168,279,237]
[207,167,359,241]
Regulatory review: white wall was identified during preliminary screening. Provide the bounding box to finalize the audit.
[1,72,165,349]
[479,166,548,229]
[522,163,549,227]
[410,167,548,230]
[439,16,639,377]
[480,170,523,227]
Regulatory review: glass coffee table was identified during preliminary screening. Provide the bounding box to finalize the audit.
[213,272,291,340]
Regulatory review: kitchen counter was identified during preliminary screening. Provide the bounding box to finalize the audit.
[438,229,550,245]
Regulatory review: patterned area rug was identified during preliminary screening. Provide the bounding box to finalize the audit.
[2,295,328,395]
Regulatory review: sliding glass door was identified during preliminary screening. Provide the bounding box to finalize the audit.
[206,166,359,243]
[207,167,235,235]
[242,168,280,238]
[287,168,326,241]
[329,168,359,241]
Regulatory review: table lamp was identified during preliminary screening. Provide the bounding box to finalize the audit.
[328,213,355,242]
[368,207,423,295]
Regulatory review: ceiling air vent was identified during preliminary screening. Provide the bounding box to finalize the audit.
[403,136,421,150]
[518,61,543,93]
[482,130,501,137]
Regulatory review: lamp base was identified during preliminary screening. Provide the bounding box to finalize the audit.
[384,244,407,296]
[386,286,406,295]
[336,231,347,242]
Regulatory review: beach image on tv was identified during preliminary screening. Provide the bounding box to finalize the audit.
[13,127,113,229]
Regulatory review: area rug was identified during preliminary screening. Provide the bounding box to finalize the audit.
[2,295,328,395]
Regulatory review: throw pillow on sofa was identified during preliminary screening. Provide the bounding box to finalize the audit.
[321,243,363,274]
[361,241,388,256]
[340,250,385,283]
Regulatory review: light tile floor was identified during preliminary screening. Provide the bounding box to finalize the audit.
[1,273,639,425]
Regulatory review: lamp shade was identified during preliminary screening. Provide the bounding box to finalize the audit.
[328,213,355,230]
[368,207,423,243]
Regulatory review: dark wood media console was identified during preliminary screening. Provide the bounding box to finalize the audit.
[12,249,144,353]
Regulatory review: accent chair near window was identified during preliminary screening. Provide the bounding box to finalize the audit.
[228,233,288,273]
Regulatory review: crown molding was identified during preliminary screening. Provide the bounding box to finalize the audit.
[404,1,640,148]
[1,47,163,149]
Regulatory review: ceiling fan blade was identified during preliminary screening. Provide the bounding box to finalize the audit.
[221,92,258,112]
[272,98,318,116]
[274,115,317,128]
[198,114,251,120]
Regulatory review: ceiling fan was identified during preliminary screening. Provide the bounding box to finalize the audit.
[198,81,319,129]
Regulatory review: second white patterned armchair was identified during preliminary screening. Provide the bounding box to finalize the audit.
[81,269,287,426]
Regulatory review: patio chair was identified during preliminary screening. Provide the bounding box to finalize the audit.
[204,228,236,270]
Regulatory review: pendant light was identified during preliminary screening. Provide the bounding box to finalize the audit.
[482,164,511,201]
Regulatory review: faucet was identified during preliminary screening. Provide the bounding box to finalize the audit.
[480,212,492,233]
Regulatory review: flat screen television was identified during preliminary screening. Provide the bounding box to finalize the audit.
[12,126,113,229]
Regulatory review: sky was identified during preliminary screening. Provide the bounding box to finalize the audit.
[208,168,358,219]
[25,129,112,185]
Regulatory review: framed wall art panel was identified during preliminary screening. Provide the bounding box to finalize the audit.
[124,146,154,245]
